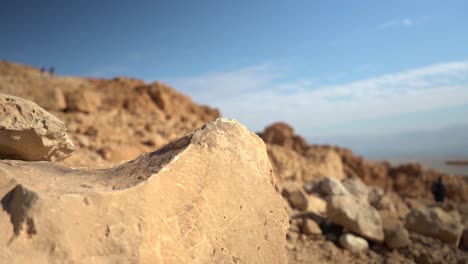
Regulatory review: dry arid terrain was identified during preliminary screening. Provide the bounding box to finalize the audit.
[1,61,468,263]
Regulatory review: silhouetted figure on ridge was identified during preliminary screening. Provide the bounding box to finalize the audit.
[431,176,446,203]
[49,67,55,76]
[40,67,46,74]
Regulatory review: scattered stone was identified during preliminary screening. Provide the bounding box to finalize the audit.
[327,194,384,242]
[0,93,75,161]
[282,181,308,211]
[381,214,410,249]
[319,177,349,197]
[368,186,384,207]
[301,219,322,235]
[376,192,410,219]
[0,118,289,263]
[406,206,464,246]
[307,194,327,216]
[339,233,369,253]
[342,177,369,201]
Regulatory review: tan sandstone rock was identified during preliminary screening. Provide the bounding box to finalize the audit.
[0,118,288,264]
[381,214,410,249]
[282,181,308,211]
[406,206,464,247]
[0,94,75,161]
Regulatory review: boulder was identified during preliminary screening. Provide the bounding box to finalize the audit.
[64,89,101,113]
[266,145,345,183]
[307,194,327,216]
[258,122,309,153]
[0,118,289,263]
[282,181,308,211]
[0,94,75,161]
[303,147,346,181]
[319,177,349,197]
[339,233,369,253]
[405,206,464,246]
[342,178,369,201]
[381,214,410,249]
[376,192,410,219]
[327,194,384,242]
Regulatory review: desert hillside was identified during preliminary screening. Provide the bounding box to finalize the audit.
[1,61,468,263]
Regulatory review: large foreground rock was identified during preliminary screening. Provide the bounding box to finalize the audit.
[406,206,464,246]
[0,119,288,263]
[0,94,75,161]
[327,194,384,242]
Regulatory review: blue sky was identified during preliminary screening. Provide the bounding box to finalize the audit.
[2,0,468,141]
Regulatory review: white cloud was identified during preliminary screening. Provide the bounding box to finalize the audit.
[165,61,468,136]
[377,18,415,30]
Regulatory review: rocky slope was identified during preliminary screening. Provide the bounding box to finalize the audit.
[1,61,468,263]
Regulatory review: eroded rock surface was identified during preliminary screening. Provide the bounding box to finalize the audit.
[406,206,464,247]
[327,194,384,242]
[0,118,288,264]
[0,94,75,161]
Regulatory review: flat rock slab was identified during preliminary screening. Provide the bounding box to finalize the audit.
[0,94,75,161]
[0,118,288,263]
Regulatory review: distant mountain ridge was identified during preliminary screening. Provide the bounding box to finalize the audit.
[314,123,468,159]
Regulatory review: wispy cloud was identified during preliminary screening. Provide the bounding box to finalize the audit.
[377,18,415,30]
[166,61,468,136]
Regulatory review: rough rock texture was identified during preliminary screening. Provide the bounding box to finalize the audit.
[342,178,369,201]
[301,219,322,235]
[258,122,309,154]
[406,206,464,246]
[327,194,384,242]
[0,94,75,161]
[0,118,288,263]
[381,214,410,249]
[307,194,327,216]
[318,177,349,197]
[267,145,345,183]
[339,233,368,253]
[282,181,308,211]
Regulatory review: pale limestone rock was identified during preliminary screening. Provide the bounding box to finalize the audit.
[342,177,369,201]
[319,177,349,197]
[327,194,384,242]
[307,194,327,216]
[406,206,464,246]
[0,118,288,264]
[0,94,75,161]
[339,233,369,253]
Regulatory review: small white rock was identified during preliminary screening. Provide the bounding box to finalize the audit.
[339,233,369,253]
